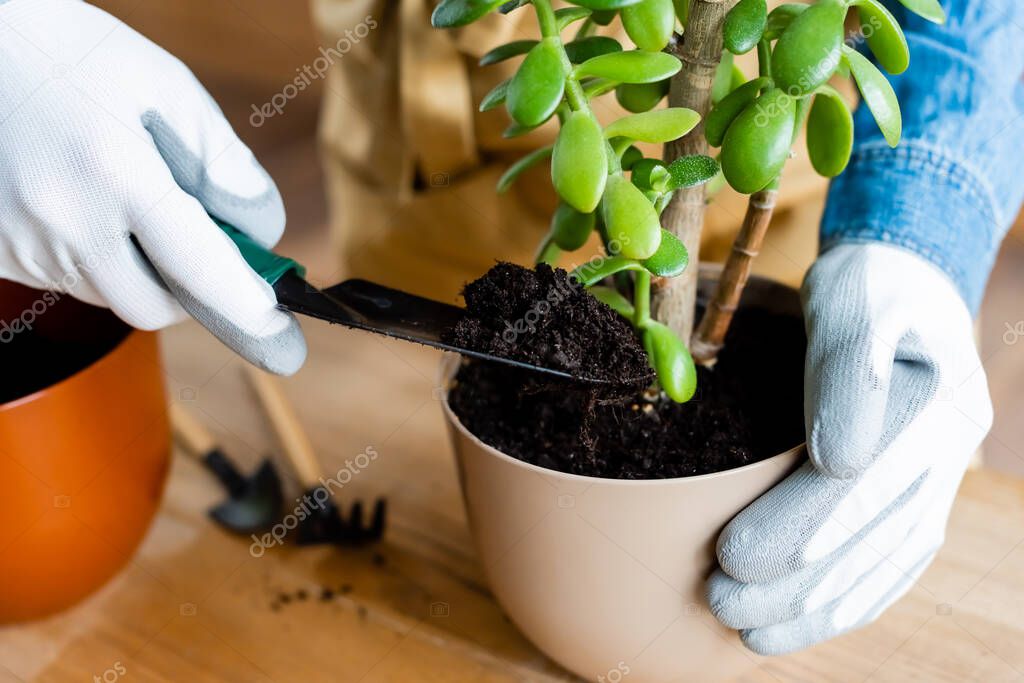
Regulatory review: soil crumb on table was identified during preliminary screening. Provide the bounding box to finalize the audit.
[442,262,652,386]
[447,266,806,479]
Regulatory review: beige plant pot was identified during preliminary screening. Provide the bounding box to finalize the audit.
[441,269,805,682]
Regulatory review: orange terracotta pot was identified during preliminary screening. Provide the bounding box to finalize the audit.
[0,281,170,623]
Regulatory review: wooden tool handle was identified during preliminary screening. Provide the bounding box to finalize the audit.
[169,402,218,457]
[244,366,323,489]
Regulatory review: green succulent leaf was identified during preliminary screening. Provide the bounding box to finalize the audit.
[630,158,670,192]
[567,0,644,9]
[431,0,507,27]
[601,174,663,259]
[620,145,644,170]
[729,62,747,89]
[893,0,945,24]
[844,47,901,147]
[496,145,553,193]
[641,188,660,204]
[771,0,846,96]
[711,51,735,104]
[792,93,812,144]
[723,0,767,55]
[806,86,853,177]
[555,6,593,29]
[564,36,623,63]
[590,8,619,24]
[604,108,701,143]
[571,254,644,286]
[506,38,567,127]
[552,111,608,213]
[574,50,682,84]
[498,0,528,13]
[835,55,851,79]
[705,162,727,196]
[479,40,538,66]
[673,0,690,25]
[855,0,909,74]
[588,285,635,318]
[720,88,795,193]
[665,154,719,190]
[503,121,540,138]
[535,237,561,266]
[582,78,619,99]
[550,202,597,250]
[642,321,697,402]
[621,0,676,51]
[479,78,510,111]
[763,3,807,41]
[705,76,770,147]
[641,229,688,277]
[615,80,669,113]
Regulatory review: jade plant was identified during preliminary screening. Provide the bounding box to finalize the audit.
[432,0,943,403]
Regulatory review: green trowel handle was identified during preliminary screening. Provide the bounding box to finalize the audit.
[214,218,306,286]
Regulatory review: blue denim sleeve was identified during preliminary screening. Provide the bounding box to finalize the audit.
[819,0,1024,314]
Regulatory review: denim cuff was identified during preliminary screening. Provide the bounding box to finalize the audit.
[820,142,1002,316]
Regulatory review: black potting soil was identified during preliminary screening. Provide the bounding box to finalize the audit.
[446,264,806,479]
[442,262,653,387]
[267,580,358,612]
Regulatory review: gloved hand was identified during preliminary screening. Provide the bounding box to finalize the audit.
[0,0,305,374]
[707,243,992,655]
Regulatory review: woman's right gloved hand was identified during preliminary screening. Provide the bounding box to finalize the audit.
[0,0,305,374]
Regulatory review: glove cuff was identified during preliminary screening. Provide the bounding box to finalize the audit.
[820,142,1003,317]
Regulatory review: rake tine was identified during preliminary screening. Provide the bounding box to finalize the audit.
[367,499,387,540]
[348,500,364,533]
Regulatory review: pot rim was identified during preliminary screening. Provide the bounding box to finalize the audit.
[440,354,806,488]
[0,324,137,412]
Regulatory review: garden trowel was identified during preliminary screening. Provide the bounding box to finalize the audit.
[215,220,633,385]
[169,401,283,534]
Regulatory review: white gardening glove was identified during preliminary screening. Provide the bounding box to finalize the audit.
[706,243,992,655]
[0,0,305,374]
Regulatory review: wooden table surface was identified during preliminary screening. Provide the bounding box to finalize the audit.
[2,314,1024,683]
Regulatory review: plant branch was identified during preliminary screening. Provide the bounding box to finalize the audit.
[633,270,651,328]
[690,23,782,366]
[529,0,595,265]
[533,0,558,37]
[690,187,777,364]
[757,39,771,77]
[654,0,737,345]
[564,77,588,112]
[575,16,596,39]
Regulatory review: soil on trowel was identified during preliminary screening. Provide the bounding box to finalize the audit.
[442,262,652,387]
[446,264,806,479]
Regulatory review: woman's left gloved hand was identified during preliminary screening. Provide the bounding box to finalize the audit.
[704,0,1024,653]
[705,243,991,655]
